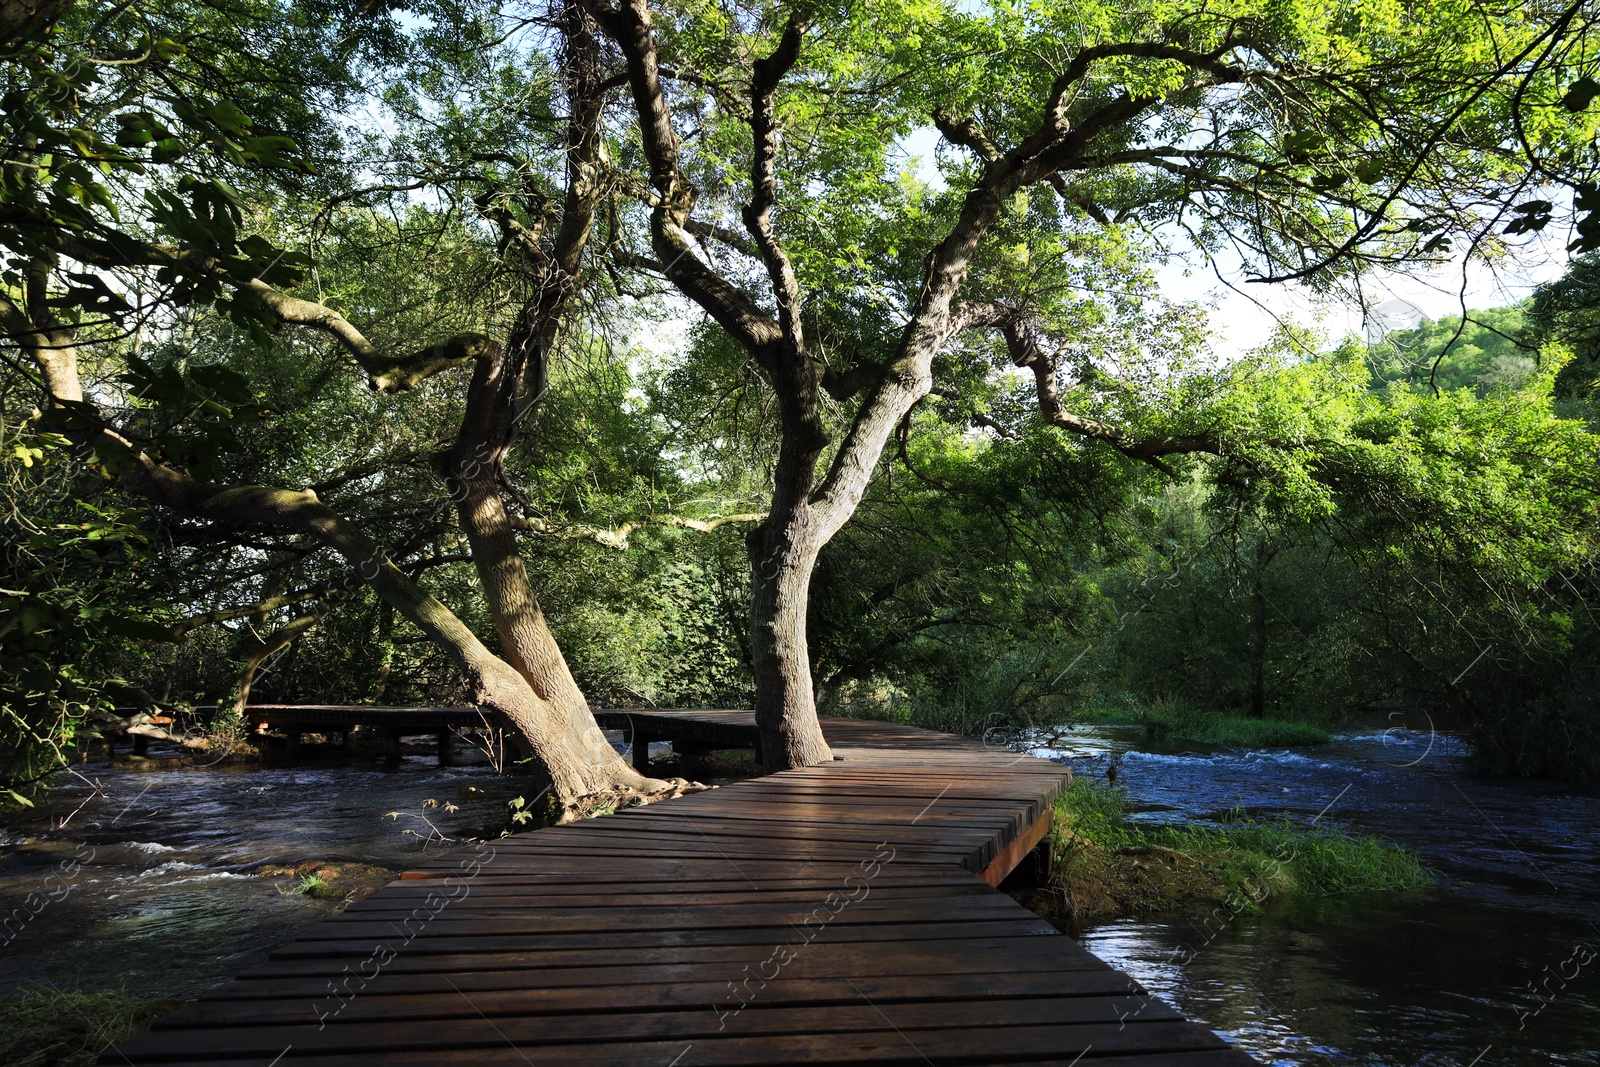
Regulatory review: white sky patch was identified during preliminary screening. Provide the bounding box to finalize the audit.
[1160,228,1572,355]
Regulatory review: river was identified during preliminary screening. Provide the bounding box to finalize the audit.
[1030,723,1600,1067]
[1,728,1596,1066]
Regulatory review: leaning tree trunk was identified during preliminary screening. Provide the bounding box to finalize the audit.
[227,612,320,723]
[420,0,656,807]
[452,471,659,800]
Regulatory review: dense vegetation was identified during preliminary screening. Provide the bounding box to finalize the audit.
[7,0,1600,801]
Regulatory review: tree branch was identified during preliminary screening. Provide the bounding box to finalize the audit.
[510,511,766,549]
[584,0,783,359]
[1,211,496,391]
[743,13,809,349]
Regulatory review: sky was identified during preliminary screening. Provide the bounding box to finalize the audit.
[896,126,1574,360]
[1158,236,1573,356]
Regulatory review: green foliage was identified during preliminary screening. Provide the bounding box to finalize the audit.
[1367,308,1536,395]
[1140,707,1331,748]
[813,305,1600,779]
[1052,780,1434,902]
[0,0,399,333]
[0,421,169,796]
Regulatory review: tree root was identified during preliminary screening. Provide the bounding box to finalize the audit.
[555,776,711,823]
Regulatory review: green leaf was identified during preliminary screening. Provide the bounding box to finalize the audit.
[1561,77,1600,112]
[1352,159,1385,184]
[1505,200,1553,236]
[47,272,132,315]
[150,137,187,164]
[201,100,252,136]
[240,135,301,169]
[191,363,253,403]
[1283,130,1324,162]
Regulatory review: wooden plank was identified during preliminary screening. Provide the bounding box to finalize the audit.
[131,1007,1204,1060]
[201,940,1117,998]
[264,917,1064,959]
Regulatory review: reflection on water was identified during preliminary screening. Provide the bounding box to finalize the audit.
[1036,725,1600,1067]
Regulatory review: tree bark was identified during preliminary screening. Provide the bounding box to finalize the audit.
[747,505,831,768]
[0,0,71,42]
[229,612,321,722]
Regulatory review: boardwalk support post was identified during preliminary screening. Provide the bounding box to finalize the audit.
[382,727,402,770]
[631,733,654,773]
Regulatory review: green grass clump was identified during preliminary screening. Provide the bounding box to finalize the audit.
[0,988,175,1067]
[1032,781,1432,924]
[296,873,331,897]
[1136,814,1437,894]
[1068,699,1331,747]
[1143,711,1331,748]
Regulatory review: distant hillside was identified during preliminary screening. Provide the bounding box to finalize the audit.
[1366,305,1535,394]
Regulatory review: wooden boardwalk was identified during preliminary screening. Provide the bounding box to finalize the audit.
[245,704,498,767]
[106,712,1257,1066]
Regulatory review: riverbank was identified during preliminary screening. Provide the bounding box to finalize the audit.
[1014,779,1433,929]
[1073,704,1333,747]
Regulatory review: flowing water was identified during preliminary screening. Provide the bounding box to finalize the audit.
[0,744,528,999]
[1029,723,1600,1067]
[2,728,1596,1067]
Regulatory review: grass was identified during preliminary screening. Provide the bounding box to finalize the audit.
[1022,779,1433,926]
[260,860,391,901]
[1144,711,1331,747]
[0,988,176,1067]
[1072,701,1331,747]
[294,873,331,897]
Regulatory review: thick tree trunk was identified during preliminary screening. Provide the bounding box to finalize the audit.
[453,473,656,798]
[747,528,831,768]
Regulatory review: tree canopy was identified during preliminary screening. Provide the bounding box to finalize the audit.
[7,0,1600,801]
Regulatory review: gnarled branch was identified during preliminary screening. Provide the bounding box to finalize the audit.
[511,511,766,549]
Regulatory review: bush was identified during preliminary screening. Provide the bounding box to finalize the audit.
[1030,780,1432,925]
